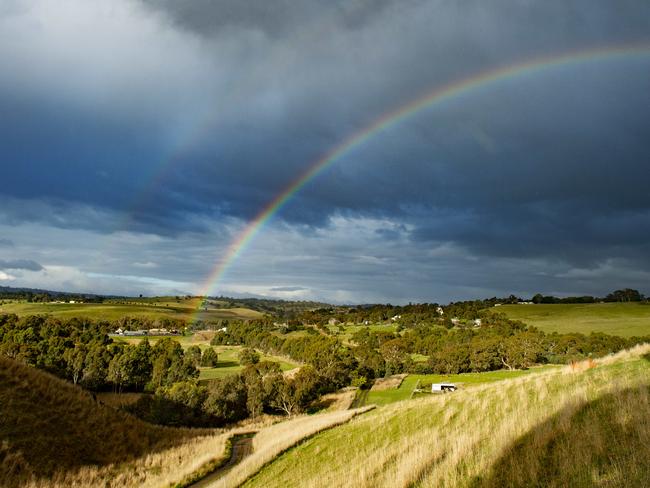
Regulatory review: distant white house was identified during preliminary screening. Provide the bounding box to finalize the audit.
[473,318,482,327]
[217,327,228,333]
[123,330,148,336]
[148,328,171,336]
[431,383,457,392]
[436,306,444,316]
[451,317,460,326]
[391,315,402,321]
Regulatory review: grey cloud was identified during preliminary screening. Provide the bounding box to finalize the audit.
[1,0,649,302]
[269,286,308,292]
[0,238,13,247]
[140,0,401,38]
[0,259,44,271]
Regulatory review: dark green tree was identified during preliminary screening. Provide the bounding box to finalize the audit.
[200,347,218,367]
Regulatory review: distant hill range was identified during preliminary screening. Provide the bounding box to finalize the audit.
[0,285,110,299]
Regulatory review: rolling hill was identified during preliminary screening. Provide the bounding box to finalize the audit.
[494,302,650,337]
[0,297,263,322]
[242,345,650,488]
[0,356,230,488]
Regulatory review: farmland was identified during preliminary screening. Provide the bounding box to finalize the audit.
[196,345,299,380]
[0,297,263,322]
[245,345,650,488]
[362,366,558,406]
[114,333,299,380]
[327,323,399,344]
[495,302,650,337]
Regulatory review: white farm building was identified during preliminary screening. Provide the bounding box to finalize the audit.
[431,383,457,392]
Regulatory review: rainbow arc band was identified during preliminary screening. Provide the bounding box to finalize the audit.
[190,43,650,313]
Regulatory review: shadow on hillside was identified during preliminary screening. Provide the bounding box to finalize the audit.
[214,360,239,368]
[469,385,650,488]
[0,357,210,483]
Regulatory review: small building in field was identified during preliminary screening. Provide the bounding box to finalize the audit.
[148,328,170,336]
[123,330,148,336]
[431,383,457,393]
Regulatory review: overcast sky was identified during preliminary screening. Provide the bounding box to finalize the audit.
[1,0,649,303]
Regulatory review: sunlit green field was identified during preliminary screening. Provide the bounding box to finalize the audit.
[114,333,299,380]
[0,298,262,322]
[364,366,558,406]
[328,323,399,344]
[197,345,299,380]
[495,302,650,337]
[245,349,650,488]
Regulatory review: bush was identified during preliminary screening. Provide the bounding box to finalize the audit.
[238,347,260,366]
[200,347,218,367]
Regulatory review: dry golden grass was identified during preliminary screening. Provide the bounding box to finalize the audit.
[246,343,650,488]
[0,356,260,488]
[12,433,230,488]
[371,373,408,391]
[314,388,357,411]
[96,391,146,408]
[208,406,375,488]
[191,330,216,343]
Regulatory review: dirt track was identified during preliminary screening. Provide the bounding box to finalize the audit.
[190,434,255,488]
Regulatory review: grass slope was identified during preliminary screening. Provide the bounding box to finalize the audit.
[495,302,650,337]
[208,406,375,488]
[246,345,650,488]
[364,366,557,406]
[0,298,262,322]
[0,357,228,488]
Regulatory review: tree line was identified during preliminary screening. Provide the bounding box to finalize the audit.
[127,357,325,427]
[0,314,214,392]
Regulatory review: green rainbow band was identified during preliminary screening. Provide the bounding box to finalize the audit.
[193,43,650,310]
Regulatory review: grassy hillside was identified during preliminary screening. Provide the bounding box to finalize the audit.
[0,356,231,487]
[494,302,650,337]
[208,406,375,488]
[245,345,650,488]
[0,297,263,322]
[363,366,558,406]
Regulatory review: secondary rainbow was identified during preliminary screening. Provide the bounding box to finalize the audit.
[193,43,650,305]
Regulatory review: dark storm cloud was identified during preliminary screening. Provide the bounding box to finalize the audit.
[140,0,400,38]
[0,259,44,271]
[1,0,649,301]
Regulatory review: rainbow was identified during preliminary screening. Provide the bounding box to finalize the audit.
[189,43,649,309]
